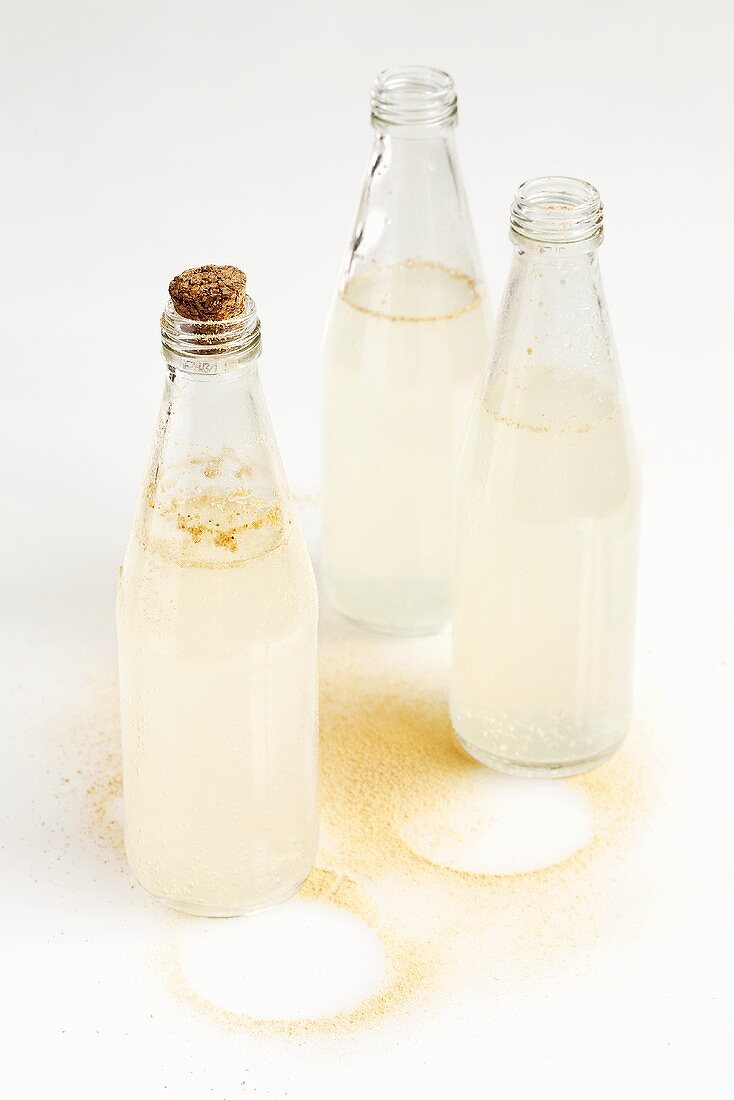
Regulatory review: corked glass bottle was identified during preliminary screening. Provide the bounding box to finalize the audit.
[451,179,640,777]
[322,65,492,636]
[117,266,319,915]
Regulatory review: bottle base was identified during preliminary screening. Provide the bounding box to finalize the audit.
[336,606,448,638]
[455,733,622,779]
[162,877,305,917]
[128,861,312,918]
[325,577,449,637]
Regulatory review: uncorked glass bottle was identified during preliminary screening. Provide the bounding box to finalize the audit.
[322,65,492,635]
[117,265,319,915]
[451,179,640,777]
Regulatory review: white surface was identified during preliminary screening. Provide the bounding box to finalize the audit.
[396,770,593,875]
[177,901,387,1021]
[1,1,733,1097]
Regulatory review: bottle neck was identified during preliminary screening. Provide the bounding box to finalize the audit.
[512,239,601,270]
[163,357,262,408]
[370,122,456,144]
[160,297,261,378]
[488,182,615,386]
[510,176,604,257]
[367,126,459,183]
[370,64,457,134]
[156,295,275,490]
[366,63,460,191]
[148,312,288,519]
[345,79,480,285]
[346,125,479,287]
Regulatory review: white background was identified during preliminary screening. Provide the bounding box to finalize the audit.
[1,1,733,1097]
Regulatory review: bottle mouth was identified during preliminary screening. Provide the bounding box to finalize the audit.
[160,296,261,373]
[510,177,604,246]
[371,65,457,130]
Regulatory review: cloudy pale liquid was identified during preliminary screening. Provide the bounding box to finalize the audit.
[117,486,318,915]
[451,364,639,775]
[323,261,491,634]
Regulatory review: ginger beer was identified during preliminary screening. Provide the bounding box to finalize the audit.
[117,266,318,914]
[451,180,639,777]
[323,66,492,634]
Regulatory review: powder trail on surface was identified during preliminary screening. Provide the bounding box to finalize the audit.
[53,605,663,1037]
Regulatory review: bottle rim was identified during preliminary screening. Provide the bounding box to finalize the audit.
[510,177,604,246]
[160,296,261,373]
[371,65,457,129]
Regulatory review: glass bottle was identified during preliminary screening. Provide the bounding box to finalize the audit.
[322,65,492,635]
[451,179,640,777]
[117,267,319,915]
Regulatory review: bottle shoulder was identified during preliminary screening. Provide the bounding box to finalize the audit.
[342,132,484,286]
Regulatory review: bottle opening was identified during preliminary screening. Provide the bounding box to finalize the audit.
[510,177,604,246]
[371,65,457,129]
[161,296,261,373]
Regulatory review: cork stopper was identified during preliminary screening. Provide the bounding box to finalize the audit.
[168,265,247,322]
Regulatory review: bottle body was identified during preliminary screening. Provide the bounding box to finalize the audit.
[451,179,639,777]
[323,68,492,635]
[117,300,318,914]
[323,260,489,634]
